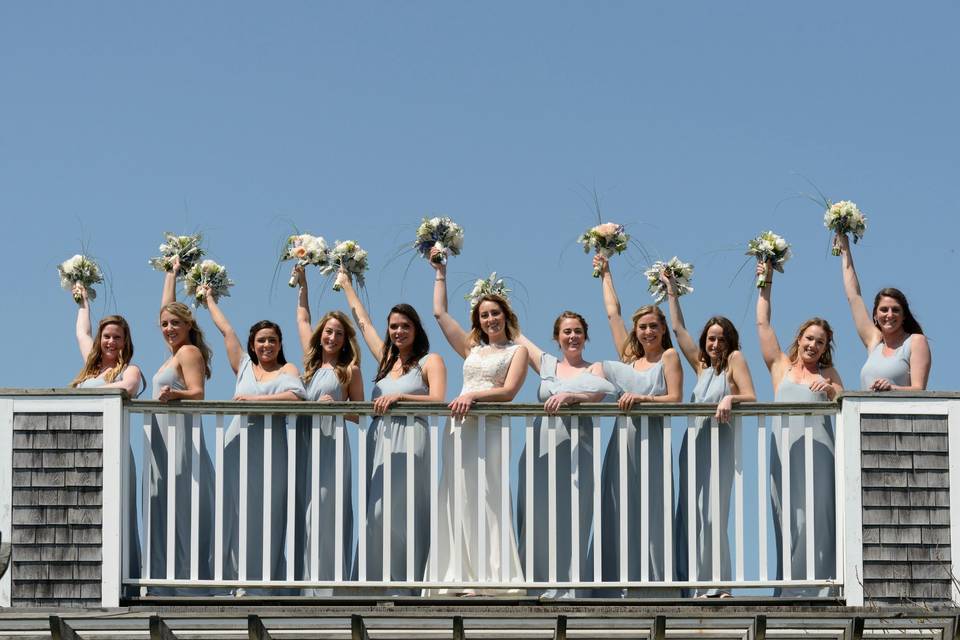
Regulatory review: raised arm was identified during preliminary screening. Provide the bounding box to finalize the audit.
[837,233,880,349]
[659,271,699,371]
[204,291,244,374]
[430,254,470,358]
[513,331,543,373]
[335,270,385,358]
[594,255,629,359]
[755,262,784,372]
[293,265,314,352]
[74,285,94,359]
[161,256,180,308]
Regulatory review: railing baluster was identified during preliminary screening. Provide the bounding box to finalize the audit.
[263,414,273,581]
[570,414,580,585]
[685,415,695,584]
[166,415,176,581]
[477,415,487,583]
[662,416,673,584]
[547,414,557,584]
[524,415,534,581]
[121,409,131,585]
[617,415,627,582]
[500,414,510,582]
[757,414,767,582]
[453,416,463,583]
[215,413,224,582]
[331,415,342,582]
[357,420,367,582]
[834,409,844,582]
[239,415,248,582]
[311,415,321,582]
[406,413,415,584]
[640,415,650,583]
[592,418,602,585]
[142,412,152,583]
[190,414,200,581]
[780,412,791,582]
[711,417,721,583]
[805,418,815,581]
[382,412,392,583]
[286,413,296,583]
[734,414,744,582]
[429,416,439,582]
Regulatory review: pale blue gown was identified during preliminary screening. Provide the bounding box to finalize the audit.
[860,334,914,390]
[596,359,675,594]
[148,365,215,589]
[770,369,836,597]
[516,353,615,596]
[78,369,144,585]
[354,356,431,590]
[675,367,733,595]
[296,368,354,589]
[223,355,306,584]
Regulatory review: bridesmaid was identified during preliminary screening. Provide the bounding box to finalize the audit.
[756,261,843,596]
[293,265,362,589]
[657,271,755,596]
[68,284,144,583]
[336,270,446,590]
[592,255,683,594]
[835,233,931,391]
[203,288,305,586]
[152,261,216,589]
[515,311,614,597]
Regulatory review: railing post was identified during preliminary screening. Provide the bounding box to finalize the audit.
[840,397,864,606]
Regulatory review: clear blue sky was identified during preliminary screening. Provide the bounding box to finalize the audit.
[2,2,957,584]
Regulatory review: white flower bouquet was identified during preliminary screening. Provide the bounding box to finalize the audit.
[746,231,791,288]
[578,222,629,277]
[415,216,464,264]
[58,254,104,304]
[184,259,234,307]
[644,257,694,303]
[322,240,368,291]
[281,233,330,287]
[148,232,205,274]
[465,271,511,309]
[824,200,867,256]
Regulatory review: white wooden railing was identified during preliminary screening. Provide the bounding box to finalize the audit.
[119,400,845,596]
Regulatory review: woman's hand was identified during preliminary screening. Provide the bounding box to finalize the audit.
[657,269,676,295]
[755,260,772,281]
[448,393,475,419]
[429,248,447,273]
[292,264,306,287]
[334,269,350,291]
[618,392,649,411]
[715,394,734,423]
[316,393,336,403]
[592,254,609,276]
[72,283,88,303]
[157,385,176,402]
[870,377,894,392]
[170,256,181,275]
[373,393,403,416]
[808,376,833,396]
[835,232,850,255]
[544,392,578,414]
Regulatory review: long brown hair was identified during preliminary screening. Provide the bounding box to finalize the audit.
[246,320,288,366]
[160,302,213,379]
[873,287,924,335]
[374,304,430,383]
[303,311,361,388]
[698,316,740,373]
[622,304,672,363]
[70,315,134,387]
[552,311,589,343]
[786,317,835,368]
[468,294,520,346]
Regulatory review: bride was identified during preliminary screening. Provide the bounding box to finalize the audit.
[428,253,528,592]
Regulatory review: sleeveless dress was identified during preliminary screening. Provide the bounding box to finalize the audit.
[222,355,306,585]
[675,367,733,595]
[516,353,615,596]
[860,334,914,390]
[78,368,145,584]
[354,355,431,591]
[770,369,836,596]
[148,364,215,589]
[296,368,354,590]
[596,359,674,594]
[431,343,525,592]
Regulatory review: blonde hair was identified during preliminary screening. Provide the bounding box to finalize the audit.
[70,315,134,387]
[160,302,213,379]
[468,294,520,346]
[786,317,835,368]
[621,304,672,363]
[303,311,361,389]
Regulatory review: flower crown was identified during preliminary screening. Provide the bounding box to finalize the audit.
[465,272,511,309]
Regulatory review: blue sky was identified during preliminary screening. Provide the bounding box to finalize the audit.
[2,2,958,584]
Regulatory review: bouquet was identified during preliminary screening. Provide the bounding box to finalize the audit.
[148,232,205,274]
[58,254,104,304]
[644,257,694,303]
[824,200,867,256]
[578,222,629,277]
[465,272,511,309]
[281,233,330,287]
[322,240,368,291]
[414,216,464,264]
[746,231,791,288]
[184,259,234,307]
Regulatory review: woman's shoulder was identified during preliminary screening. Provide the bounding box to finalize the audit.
[177,344,204,363]
[280,362,301,377]
[662,348,681,364]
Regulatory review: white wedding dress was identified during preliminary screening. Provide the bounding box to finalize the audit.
[429,343,525,593]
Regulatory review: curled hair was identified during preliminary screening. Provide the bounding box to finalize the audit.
[247,320,287,366]
[698,316,740,373]
[873,287,924,335]
[375,304,430,382]
[303,311,361,388]
[786,317,835,368]
[468,294,520,346]
[552,311,589,344]
[159,302,213,379]
[70,315,134,387]
[622,304,673,363]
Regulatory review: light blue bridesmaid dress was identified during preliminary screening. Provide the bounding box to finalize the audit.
[354,356,431,591]
[149,364,215,589]
[516,353,615,596]
[860,334,914,390]
[675,366,733,595]
[222,355,306,585]
[770,369,836,597]
[295,368,354,589]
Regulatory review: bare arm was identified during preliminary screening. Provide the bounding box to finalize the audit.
[594,255,629,359]
[160,346,205,401]
[450,346,529,411]
[904,335,931,391]
[620,349,685,409]
[513,332,543,373]
[161,256,180,308]
[755,262,784,372]
[430,258,470,358]
[293,266,313,352]
[74,285,94,359]
[342,364,365,423]
[204,293,244,374]
[97,365,144,397]
[713,351,756,422]
[234,364,305,402]
[336,271,385,358]
[370,353,447,416]
[659,272,700,371]
[811,366,844,401]
[837,233,881,349]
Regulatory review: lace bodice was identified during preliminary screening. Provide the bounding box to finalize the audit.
[461,343,520,393]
